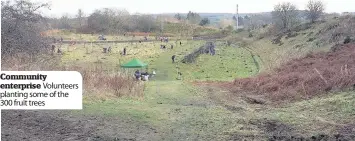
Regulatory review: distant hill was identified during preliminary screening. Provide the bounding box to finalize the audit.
[152,11,314,27]
[153,12,271,26]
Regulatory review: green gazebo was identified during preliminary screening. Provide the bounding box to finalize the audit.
[120,58,148,68]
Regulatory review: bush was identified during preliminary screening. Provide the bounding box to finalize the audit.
[307,38,316,42]
[285,32,299,39]
[344,36,351,44]
[1,0,51,58]
[272,35,282,44]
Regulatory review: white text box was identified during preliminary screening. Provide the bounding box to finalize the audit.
[0,71,82,109]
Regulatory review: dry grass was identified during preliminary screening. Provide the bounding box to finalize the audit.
[226,43,355,103]
[1,55,144,100]
[80,68,145,100]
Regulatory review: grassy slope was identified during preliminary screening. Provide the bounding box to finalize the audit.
[262,91,355,135]
[163,22,219,36]
[219,16,355,137]
[60,16,355,139]
[180,43,258,81]
[245,18,341,72]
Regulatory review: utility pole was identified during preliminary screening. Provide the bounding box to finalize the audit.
[236,4,239,29]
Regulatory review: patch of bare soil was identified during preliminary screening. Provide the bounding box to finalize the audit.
[1,110,161,141]
[250,119,355,141]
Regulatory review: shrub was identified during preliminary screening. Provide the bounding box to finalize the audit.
[272,35,282,44]
[285,32,299,39]
[344,36,351,44]
[307,38,316,42]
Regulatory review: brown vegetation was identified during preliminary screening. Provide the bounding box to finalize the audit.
[80,68,144,99]
[226,43,355,103]
[2,56,144,99]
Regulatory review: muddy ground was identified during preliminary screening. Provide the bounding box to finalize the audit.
[1,110,161,141]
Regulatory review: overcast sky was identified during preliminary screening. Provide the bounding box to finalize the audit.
[34,0,355,17]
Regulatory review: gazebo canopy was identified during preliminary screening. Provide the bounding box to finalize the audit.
[120,58,148,68]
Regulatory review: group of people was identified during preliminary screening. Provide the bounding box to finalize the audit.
[103,46,112,53]
[98,35,106,40]
[159,37,169,42]
[134,70,156,81]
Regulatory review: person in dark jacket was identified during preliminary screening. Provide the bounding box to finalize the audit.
[57,48,62,54]
[123,48,126,55]
[172,55,176,63]
[134,70,141,80]
[51,45,56,53]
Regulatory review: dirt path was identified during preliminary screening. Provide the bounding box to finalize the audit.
[243,47,262,74]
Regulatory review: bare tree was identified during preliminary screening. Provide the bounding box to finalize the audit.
[76,9,84,28]
[59,13,72,29]
[306,0,325,23]
[272,2,299,30]
[244,14,273,30]
[1,0,51,58]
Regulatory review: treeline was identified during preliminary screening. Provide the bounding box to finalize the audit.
[241,0,327,32]
[49,9,216,35]
[174,11,210,26]
[49,8,158,34]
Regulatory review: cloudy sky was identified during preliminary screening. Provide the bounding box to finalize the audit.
[33,0,355,17]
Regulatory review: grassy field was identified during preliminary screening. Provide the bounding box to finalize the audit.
[58,40,204,71]
[55,37,267,140]
[180,43,259,81]
[48,22,355,140]
[58,40,260,81]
